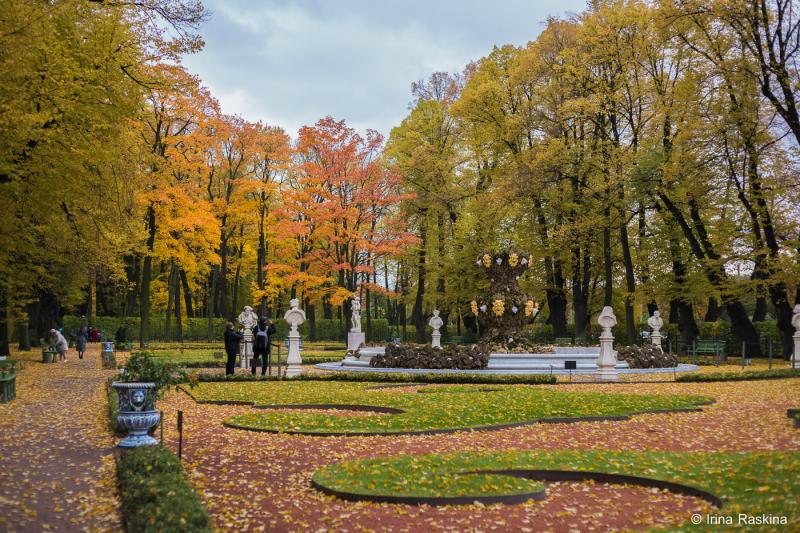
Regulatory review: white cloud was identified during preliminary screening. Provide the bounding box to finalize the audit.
[183,0,586,137]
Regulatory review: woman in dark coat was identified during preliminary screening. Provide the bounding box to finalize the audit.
[223,322,244,376]
[76,325,88,359]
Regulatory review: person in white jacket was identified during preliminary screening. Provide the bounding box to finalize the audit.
[50,329,69,362]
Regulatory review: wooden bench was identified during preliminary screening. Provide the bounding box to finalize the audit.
[555,337,573,345]
[690,339,726,363]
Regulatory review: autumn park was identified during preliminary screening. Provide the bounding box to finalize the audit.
[1,0,800,531]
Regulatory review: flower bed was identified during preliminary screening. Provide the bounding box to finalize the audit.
[370,343,489,370]
[617,345,677,368]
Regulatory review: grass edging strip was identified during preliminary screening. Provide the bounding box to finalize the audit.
[115,446,211,533]
[311,468,721,507]
[310,477,546,506]
[220,406,708,437]
[676,368,800,382]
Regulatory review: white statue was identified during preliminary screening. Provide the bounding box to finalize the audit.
[648,310,664,348]
[351,297,362,333]
[596,306,619,381]
[283,298,306,377]
[237,305,259,368]
[429,309,443,349]
[792,304,800,369]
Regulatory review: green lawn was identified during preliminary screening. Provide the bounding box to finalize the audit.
[187,381,711,435]
[312,449,799,531]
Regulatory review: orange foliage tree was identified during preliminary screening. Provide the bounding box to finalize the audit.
[280,117,415,336]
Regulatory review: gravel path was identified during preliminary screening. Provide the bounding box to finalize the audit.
[0,345,121,532]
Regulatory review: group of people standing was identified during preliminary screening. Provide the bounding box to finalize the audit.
[47,326,89,362]
[223,317,276,376]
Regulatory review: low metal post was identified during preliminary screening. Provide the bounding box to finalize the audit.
[160,411,164,445]
[768,336,773,370]
[177,410,184,461]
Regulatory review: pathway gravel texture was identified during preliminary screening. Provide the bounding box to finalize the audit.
[0,345,121,532]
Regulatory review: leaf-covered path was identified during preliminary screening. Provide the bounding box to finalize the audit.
[0,345,121,532]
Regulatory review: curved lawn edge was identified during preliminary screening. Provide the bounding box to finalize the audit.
[221,406,711,437]
[310,476,546,506]
[310,469,721,507]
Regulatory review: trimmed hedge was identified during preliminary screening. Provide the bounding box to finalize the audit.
[117,446,211,533]
[676,368,800,382]
[195,371,557,385]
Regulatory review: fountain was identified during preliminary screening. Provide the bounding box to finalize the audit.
[327,251,696,375]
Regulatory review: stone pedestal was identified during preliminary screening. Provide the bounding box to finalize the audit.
[285,330,302,377]
[431,331,441,349]
[241,330,253,369]
[283,299,306,378]
[595,306,619,382]
[429,309,443,349]
[651,332,662,349]
[347,331,366,352]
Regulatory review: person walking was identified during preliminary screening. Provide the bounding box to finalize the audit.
[51,329,69,362]
[251,317,276,376]
[223,322,243,376]
[75,325,87,359]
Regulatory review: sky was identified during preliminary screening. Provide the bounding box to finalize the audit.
[182,0,587,138]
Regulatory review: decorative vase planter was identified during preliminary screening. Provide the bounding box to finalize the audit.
[101,342,117,369]
[0,361,16,403]
[112,382,160,447]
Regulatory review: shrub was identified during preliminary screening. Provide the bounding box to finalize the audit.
[617,345,677,368]
[676,368,800,382]
[118,352,194,399]
[117,446,210,533]
[370,343,489,370]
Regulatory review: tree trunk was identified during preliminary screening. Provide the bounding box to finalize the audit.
[620,216,637,344]
[659,194,762,355]
[669,235,699,347]
[306,299,316,341]
[173,263,182,342]
[572,246,591,339]
[125,255,139,318]
[139,204,156,348]
[88,271,96,325]
[0,291,9,358]
[179,268,193,318]
[206,272,215,342]
[603,208,613,307]
[411,218,427,343]
[165,266,174,342]
[704,297,722,322]
[17,318,30,351]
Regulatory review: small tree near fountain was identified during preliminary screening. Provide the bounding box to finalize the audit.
[470,251,540,351]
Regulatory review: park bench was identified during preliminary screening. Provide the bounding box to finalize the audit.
[554,337,573,345]
[0,361,16,403]
[690,339,726,363]
[39,338,58,363]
